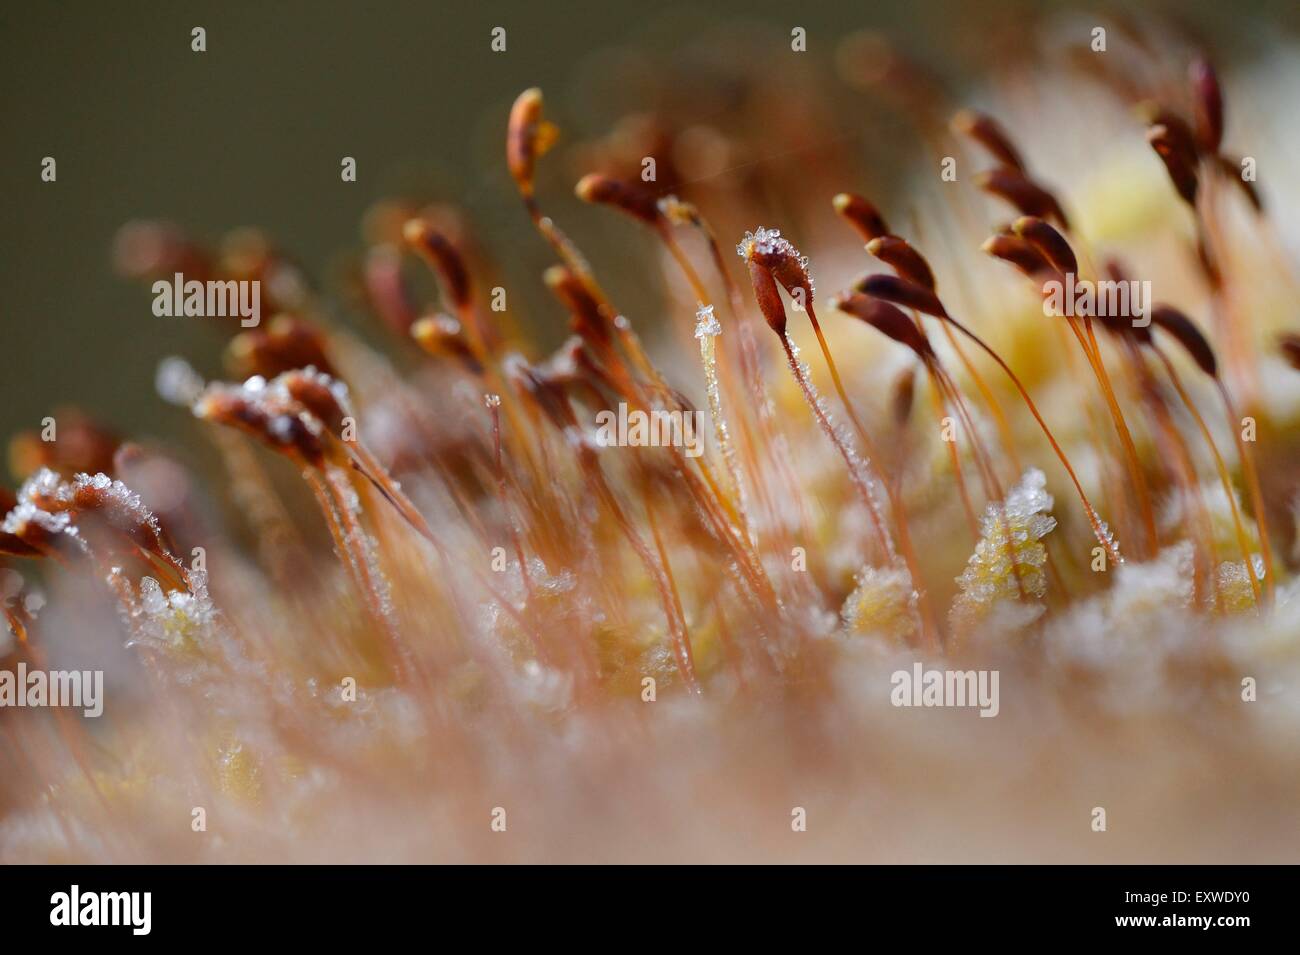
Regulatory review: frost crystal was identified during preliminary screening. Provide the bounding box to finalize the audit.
[269,365,354,419]
[694,301,750,536]
[738,225,816,306]
[841,564,917,642]
[73,471,167,542]
[1215,556,1266,613]
[950,468,1057,636]
[693,304,721,339]
[3,470,82,550]
[736,227,808,273]
[1,501,75,539]
[127,571,218,649]
[782,341,893,558]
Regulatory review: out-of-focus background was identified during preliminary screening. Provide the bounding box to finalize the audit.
[2,0,1296,460]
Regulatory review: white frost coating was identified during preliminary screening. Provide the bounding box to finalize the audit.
[1215,555,1267,611]
[693,303,721,339]
[736,227,814,295]
[1,501,76,538]
[7,469,215,647]
[197,367,353,422]
[841,563,918,642]
[951,468,1057,634]
[694,302,749,539]
[195,371,335,445]
[139,576,169,615]
[1093,518,1122,565]
[327,464,395,621]
[71,471,167,543]
[3,470,84,551]
[127,571,218,648]
[783,341,894,558]
[736,227,808,271]
[17,468,64,504]
[269,366,354,418]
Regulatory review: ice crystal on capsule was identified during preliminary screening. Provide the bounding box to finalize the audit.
[841,564,917,643]
[951,468,1057,637]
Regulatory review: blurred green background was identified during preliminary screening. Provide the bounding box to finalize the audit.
[2,0,1296,469]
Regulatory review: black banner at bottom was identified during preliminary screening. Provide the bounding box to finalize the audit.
[0,866,1280,940]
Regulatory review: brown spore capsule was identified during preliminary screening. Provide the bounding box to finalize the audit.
[866,235,936,290]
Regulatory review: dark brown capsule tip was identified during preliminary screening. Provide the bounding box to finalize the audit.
[543,264,597,309]
[506,88,548,197]
[980,234,1051,279]
[1189,59,1224,155]
[410,314,482,374]
[1011,216,1078,276]
[852,272,947,319]
[194,388,325,463]
[227,316,335,382]
[1151,305,1217,378]
[402,219,472,309]
[950,109,1025,172]
[1094,308,1153,346]
[865,235,936,291]
[1279,333,1300,372]
[574,174,664,228]
[832,192,890,242]
[1147,125,1199,206]
[833,292,933,359]
[545,264,610,346]
[193,390,253,427]
[1216,155,1262,212]
[280,371,348,436]
[975,168,1071,231]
